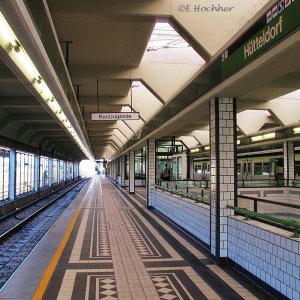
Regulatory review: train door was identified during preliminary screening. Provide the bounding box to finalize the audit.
[269,157,283,180]
[242,159,252,180]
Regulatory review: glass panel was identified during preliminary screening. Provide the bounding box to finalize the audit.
[59,161,64,182]
[16,151,35,196]
[52,159,58,184]
[39,156,49,188]
[0,147,10,201]
[66,162,74,180]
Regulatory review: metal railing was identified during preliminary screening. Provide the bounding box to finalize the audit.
[238,179,300,188]
[156,179,210,199]
[157,179,210,188]
[155,184,210,205]
[227,205,300,238]
[238,194,300,212]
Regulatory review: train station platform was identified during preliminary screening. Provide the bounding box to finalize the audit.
[0,176,275,300]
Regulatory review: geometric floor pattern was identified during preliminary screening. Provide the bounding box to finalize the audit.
[151,276,179,300]
[97,277,118,300]
[40,176,277,300]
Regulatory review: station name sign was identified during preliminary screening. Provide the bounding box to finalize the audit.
[91,112,140,121]
[221,0,299,79]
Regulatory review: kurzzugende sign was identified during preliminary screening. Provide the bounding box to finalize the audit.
[91,112,140,121]
[221,0,299,79]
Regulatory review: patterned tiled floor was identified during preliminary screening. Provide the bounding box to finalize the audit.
[41,176,276,299]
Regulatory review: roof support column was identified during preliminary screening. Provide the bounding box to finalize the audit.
[284,141,295,186]
[121,155,126,187]
[209,97,237,262]
[107,162,111,178]
[111,160,116,180]
[114,159,117,181]
[129,150,135,194]
[34,154,40,192]
[63,161,66,182]
[147,139,156,208]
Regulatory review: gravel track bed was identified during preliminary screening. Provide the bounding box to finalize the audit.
[0,179,90,289]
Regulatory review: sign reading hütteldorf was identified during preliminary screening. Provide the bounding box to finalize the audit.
[91,112,140,121]
[221,0,299,79]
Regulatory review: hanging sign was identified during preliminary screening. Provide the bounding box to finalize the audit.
[91,112,140,121]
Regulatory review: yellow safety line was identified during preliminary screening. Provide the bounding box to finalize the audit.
[32,187,89,300]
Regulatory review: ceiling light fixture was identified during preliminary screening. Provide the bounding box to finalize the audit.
[293,127,300,134]
[251,132,275,142]
[0,11,94,162]
[190,148,200,153]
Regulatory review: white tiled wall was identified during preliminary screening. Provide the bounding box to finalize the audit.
[228,217,300,299]
[121,156,125,187]
[284,141,295,184]
[147,139,156,207]
[152,189,210,245]
[129,150,135,193]
[210,97,235,257]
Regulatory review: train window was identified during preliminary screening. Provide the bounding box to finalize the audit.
[254,162,262,175]
[237,163,241,174]
[195,164,202,174]
[295,161,300,176]
[263,162,270,175]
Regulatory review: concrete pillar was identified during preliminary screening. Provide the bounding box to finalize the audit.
[34,154,40,191]
[48,158,53,186]
[9,149,16,201]
[209,97,236,261]
[147,139,156,207]
[129,150,135,194]
[284,141,295,186]
[121,155,126,187]
[113,160,117,181]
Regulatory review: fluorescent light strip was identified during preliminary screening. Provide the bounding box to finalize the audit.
[251,132,275,142]
[190,148,200,153]
[0,12,94,162]
[293,127,300,134]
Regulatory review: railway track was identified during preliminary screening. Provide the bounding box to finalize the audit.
[0,178,89,289]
